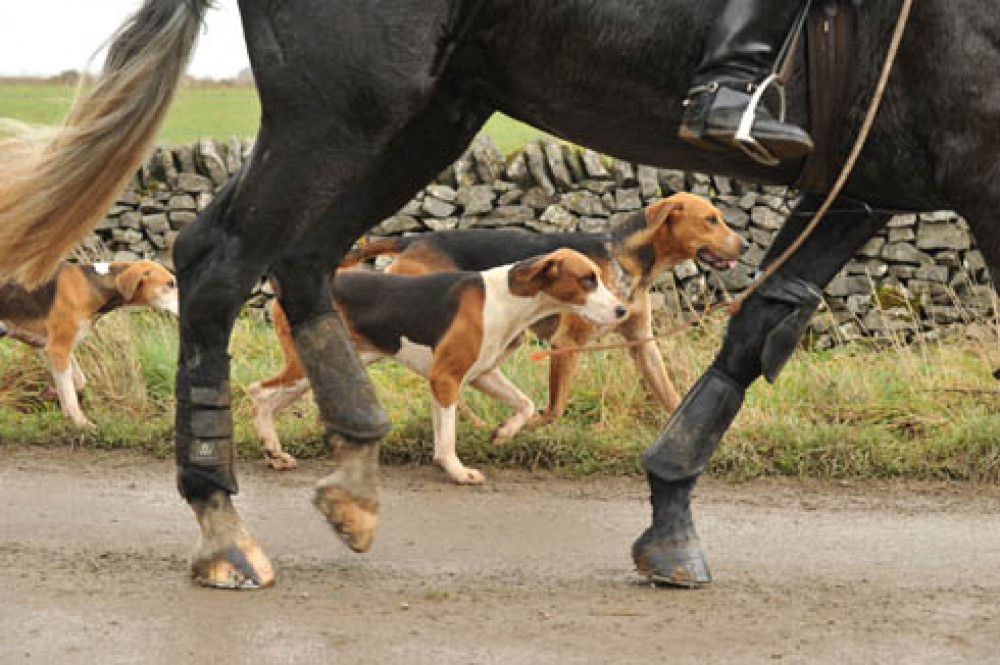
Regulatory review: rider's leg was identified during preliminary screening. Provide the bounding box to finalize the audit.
[678,0,813,164]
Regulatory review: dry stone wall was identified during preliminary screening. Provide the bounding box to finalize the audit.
[87,136,994,348]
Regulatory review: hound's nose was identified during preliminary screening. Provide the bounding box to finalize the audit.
[614,305,628,319]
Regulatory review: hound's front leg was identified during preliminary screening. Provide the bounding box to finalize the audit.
[620,291,682,412]
[429,395,485,485]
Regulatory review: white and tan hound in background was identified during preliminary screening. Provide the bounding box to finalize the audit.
[0,260,178,427]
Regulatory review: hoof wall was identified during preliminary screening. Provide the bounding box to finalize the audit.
[313,484,378,553]
[192,541,275,590]
[632,531,711,588]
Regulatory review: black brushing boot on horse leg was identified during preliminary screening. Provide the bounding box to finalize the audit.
[679,0,814,165]
[633,196,890,586]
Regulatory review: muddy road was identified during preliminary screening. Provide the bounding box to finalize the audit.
[0,447,998,664]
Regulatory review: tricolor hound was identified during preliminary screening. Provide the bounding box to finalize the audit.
[251,193,746,471]
[251,249,625,483]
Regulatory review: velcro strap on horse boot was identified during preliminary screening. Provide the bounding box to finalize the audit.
[176,355,237,497]
[641,368,745,483]
[757,276,823,383]
[292,311,391,443]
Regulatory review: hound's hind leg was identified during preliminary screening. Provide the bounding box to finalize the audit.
[470,368,536,446]
[247,299,315,470]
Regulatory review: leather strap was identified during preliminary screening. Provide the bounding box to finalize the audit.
[797,1,853,192]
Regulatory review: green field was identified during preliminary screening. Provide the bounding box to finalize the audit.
[0,81,547,153]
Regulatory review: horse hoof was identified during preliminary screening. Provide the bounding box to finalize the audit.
[313,484,379,553]
[631,527,712,588]
[191,536,275,590]
[313,442,380,552]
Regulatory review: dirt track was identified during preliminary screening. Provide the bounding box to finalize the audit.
[1,447,998,664]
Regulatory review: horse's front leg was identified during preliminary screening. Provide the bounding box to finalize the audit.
[632,196,891,585]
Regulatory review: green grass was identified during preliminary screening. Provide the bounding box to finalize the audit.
[2,305,1000,482]
[0,81,548,153]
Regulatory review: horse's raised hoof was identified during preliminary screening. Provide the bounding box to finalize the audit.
[631,527,711,588]
[313,440,380,553]
[190,492,275,590]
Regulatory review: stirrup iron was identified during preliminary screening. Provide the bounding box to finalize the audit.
[734,72,786,166]
[735,0,812,166]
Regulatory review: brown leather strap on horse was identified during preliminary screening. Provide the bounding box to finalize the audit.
[531,0,914,362]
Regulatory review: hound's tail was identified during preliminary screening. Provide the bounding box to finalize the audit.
[0,0,211,287]
[339,237,413,269]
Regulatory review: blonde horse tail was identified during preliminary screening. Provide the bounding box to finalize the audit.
[0,0,211,287]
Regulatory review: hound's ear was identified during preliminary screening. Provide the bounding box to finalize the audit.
[115,266,151,301]
[508,254,561,296]
[624,200,683,254]
[647,199,683,232]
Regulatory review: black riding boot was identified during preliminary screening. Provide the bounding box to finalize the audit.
[678,0,814,165]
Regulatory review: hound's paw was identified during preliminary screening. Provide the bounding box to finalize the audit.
[490,426,513,446]
[265,450,298,470]
[436,456,485,485]
[529,409,557,427]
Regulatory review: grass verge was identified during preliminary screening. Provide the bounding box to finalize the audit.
[2,306,999,482]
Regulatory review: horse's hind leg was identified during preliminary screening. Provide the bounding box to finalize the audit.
[267,99,488,547]
[173,0,486,585]
[172,175,280,589]
[632,196,892,586]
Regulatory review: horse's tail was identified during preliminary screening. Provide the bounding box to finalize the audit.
[339,237,413,269]
[0,0,211,287]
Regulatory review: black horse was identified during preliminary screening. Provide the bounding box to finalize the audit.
[0,0,993,588]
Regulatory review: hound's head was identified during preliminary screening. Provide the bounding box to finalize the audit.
[508,248,627,325]
[618,192,748,275]
[112,260,179,315]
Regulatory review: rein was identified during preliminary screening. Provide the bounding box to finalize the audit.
[531,0,914,362]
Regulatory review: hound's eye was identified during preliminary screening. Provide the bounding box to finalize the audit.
[706,216,719,226]
[167,280,177,289]
[580,274,598,291]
